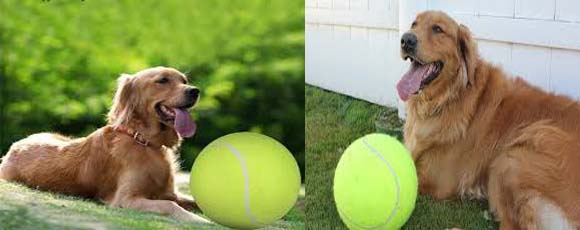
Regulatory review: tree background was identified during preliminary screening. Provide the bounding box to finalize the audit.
[0,0,305,179]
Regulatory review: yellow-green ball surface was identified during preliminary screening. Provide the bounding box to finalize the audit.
[190,132,301,230]
[334,133,418,230]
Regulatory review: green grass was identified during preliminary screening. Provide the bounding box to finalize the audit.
[0,173,304,230]
[305,85,498,230]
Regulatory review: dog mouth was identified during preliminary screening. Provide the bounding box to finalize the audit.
[396,55,444,101]
[155,103,197,138]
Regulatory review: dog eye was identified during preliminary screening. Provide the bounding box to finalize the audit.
[432,25,443,33]
[411,21,417,28]
[155,77,169,84]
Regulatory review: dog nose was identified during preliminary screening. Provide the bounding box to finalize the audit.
[401,33,417,53]
[186,88,200,101]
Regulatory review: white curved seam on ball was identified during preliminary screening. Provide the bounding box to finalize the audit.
[336,137,401,229]
[223,142,261,227]
[350,137,399,229]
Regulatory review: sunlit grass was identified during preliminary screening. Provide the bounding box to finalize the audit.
[0,173,304,230]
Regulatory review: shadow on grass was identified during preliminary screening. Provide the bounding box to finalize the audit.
[0,207,80,230]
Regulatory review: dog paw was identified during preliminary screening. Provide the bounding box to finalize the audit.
[177,198,200,211]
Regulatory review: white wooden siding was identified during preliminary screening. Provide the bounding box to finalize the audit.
[306,0,401,106]
[306,0,580,118]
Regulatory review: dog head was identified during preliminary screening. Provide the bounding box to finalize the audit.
[397,11,478,103]
[107,66,199,138]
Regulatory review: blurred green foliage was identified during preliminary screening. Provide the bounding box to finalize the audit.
[0,0,304,179]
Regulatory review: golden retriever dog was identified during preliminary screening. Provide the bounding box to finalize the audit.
[0,66,210,223]
[397,11,580,229]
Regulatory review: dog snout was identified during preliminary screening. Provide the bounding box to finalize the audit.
[401,32,417,53]
[185,87,200,102]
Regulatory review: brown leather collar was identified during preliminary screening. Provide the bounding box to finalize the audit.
[112,125,161,149]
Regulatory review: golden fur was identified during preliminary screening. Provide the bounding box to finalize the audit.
[0,66,209,223]
[402,11,580,229]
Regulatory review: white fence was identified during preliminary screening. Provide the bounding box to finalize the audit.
[306,0,580,117]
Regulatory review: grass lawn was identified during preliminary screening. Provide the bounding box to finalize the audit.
[0,173,304,230]
[305,85,498,230]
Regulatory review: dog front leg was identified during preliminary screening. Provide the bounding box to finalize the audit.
[114,196,210,223]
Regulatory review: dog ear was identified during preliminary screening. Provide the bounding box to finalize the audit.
[457,24,478,87]
[107,73,137,127]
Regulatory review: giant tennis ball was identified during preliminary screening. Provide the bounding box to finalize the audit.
[334,133,417,230]
[190,132,301,229]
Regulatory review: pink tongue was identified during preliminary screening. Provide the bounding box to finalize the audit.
[396,64,431,101]
[174,108,196,138]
